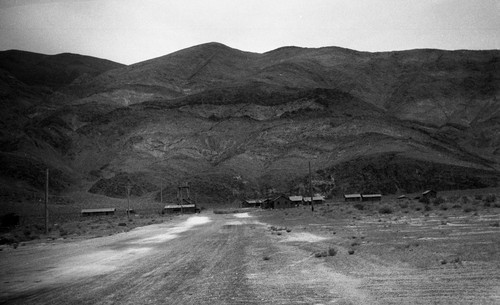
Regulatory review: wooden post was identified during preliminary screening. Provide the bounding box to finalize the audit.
[160,180,163,205]
[45,168,49,234]
[126,184,131,219]
[309,161,314,212]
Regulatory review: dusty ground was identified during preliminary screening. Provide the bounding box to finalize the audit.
[1,202,499,304]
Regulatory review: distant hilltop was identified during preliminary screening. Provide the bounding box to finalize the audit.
[0,43,499,202]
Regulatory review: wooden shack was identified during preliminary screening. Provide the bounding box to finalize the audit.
[163,204,198,214]
[303,195,325,205]
[344,194,362,202]
[362,194,382,201]
[422,190,437,199]
[81,208,116,216]
[271,195,293,209]
[242,199,263,208]
[289,196,303,205]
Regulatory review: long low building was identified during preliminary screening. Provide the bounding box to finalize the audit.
[81,208,116,216]
[362,194,382,201]
[344,194,362,202]
[303,195,325,205]
[163,204,199,214]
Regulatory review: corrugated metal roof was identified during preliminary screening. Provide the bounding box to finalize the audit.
[304,196,325,201]
[362,194,382,197]
[164,204,196,209]
[289,196,303,201]
[344,194,361,198]
[247,199,263,204]
[81,208,116,213]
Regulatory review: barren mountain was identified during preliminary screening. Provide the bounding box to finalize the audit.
[1,43,499,203]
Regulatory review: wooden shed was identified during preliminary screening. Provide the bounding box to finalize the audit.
[362,194,382,201]
[289,196,303,205]
[163,204,198,214]
[81,208,116,216]
[344,194,362,202]
[274,195,293,209]
[422,190,437,199]
[242,199,263,208]
[304,195,325,205]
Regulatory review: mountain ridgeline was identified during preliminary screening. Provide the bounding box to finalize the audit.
[1,43,499,203]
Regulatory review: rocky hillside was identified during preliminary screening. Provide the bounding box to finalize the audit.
[1,43,499,203]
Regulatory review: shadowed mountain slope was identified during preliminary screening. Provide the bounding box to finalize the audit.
[1,43,499,203]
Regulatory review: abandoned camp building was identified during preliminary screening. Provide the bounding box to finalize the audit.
[422,190,437,199]
[81,208,116,216]
[241,199,263,208]
[344,194,362,202]
[303,195,326,205]
[289,195,303,205]
[361,194,382,201]
[163,204,198,214]
[261,195,293,209]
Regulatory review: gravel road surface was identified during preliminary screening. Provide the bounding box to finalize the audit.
[1,211,499,304]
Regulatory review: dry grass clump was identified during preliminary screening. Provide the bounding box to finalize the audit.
[378,205,393,214]
[213,209,245,214]
[419,196,430,204]
[315,247,337,258]
[433,196,445,205]
[484,194,496,203]
[353,203,365,210]
[463,205,477,213]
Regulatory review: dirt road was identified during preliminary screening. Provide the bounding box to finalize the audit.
[1,211,499,304]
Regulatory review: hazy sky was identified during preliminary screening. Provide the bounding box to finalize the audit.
[0,0,499,64]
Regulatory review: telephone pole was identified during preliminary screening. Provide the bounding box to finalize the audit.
[309,161,314,212]
[126,183,131,219]
[45,168,49,234]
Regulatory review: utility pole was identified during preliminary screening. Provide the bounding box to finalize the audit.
[160,180,163,205]
[126,183,131,219]
[309,161,314,212]
[45,168,49,234]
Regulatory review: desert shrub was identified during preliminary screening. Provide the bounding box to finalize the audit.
[463,205,477,213]
[22,228,32,237]
[461,196,470,204]
[474,194,483,200]
[378,205,393,214]
[353,203,364,210]
[451,203,461,209]
[489,222,500,227]
[263,255,270,261]
[59,228,68,236]
[484,201,491,207]
[484,194,496,203]
[348,249,355,255]
[399,201,409,209]
[328,247,337,256]
[0,234,20,245]
[315,251,328,258]
[433,196,445,205]
[440,204,448,211]
[0,213,20,228]
[419,196,430,204]
[424,204,432,211]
